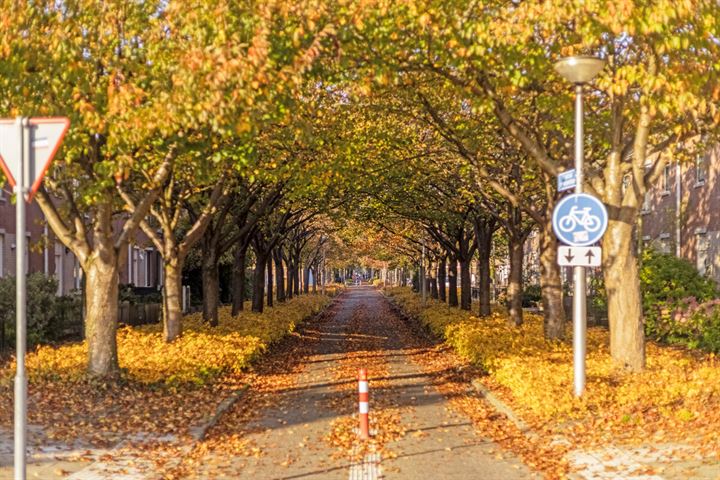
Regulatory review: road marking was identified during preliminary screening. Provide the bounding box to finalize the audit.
[349,452,382,480]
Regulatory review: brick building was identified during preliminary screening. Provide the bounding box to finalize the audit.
[640,142,720,282]
[0,183,162,294]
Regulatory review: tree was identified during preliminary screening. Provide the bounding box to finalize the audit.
[0,0,342,376]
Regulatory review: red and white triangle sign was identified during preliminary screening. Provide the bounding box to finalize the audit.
[0,117,70,202]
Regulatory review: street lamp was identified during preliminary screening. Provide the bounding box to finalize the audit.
[554,55,605,397]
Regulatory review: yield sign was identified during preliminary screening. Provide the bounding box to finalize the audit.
[0,117,70,201]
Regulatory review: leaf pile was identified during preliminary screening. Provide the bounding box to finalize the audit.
[386,287,720,456]
[0,294,334,445]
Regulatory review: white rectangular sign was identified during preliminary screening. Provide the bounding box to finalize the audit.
[557,169,576,192]
[557,246,602,267]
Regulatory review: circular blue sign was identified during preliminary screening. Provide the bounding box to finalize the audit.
[552,193,608,246]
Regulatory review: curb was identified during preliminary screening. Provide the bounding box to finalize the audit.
[189,384,249,441]
[469,379,536,438]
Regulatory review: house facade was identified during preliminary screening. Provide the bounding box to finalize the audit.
[0,183,162,295]
[640,142,720,282]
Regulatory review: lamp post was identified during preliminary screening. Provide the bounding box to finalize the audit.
[554,55,605,397]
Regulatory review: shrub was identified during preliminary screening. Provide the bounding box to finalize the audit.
[652,298,720,352]
[4,293,332,387]
[640,249,718,349]
[0,273,60,346]
[522,284,542,308]
[384,287,720,427]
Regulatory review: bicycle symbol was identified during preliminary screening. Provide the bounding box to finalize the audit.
[558,206,602,233]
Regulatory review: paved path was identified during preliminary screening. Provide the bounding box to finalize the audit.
[188,286,533,479]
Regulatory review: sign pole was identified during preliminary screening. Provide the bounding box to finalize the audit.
[573,85,587,397]
[14,117,27,480]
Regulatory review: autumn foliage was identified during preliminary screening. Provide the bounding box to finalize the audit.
[386,287,720,453]
[0,292,341,446]
[3,294,339,388]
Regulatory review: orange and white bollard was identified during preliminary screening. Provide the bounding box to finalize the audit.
[358,368,370,440]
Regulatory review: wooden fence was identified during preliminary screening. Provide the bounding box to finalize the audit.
[118,302,162,326]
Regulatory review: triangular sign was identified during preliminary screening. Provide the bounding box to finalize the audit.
[0,117,70,202]
[0,119,22,189]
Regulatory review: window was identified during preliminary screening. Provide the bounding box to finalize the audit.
[695,155,707,185]
[697,233,710,275]
[132,247,149,287]
[658,233,671,254]
[662,165,671,193]
[73,257,82,290]
[145,248,153,287]
[641,191,651,213]
[54,244,64,295]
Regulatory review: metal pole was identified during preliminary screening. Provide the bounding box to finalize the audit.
[15,117,27,480]
[573,85,587,397]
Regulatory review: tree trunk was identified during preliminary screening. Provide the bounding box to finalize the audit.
[303,265,310,294]
[603,219,645,370]
[437,257,446,302]
[84,259,120,377]
[507,236,524,326]
[430,260,438,299]
[477,235,492,317]
[274,251,285,302]
[293,259,301,295]
[459,258,471,311]
[312,266,318,293]
[162,256,183,342]
[286,263,294,299]
[202,245,220,327]
[252,255,267,313]
[266,254,273,308]
[231,245,247,315]
[473,216,495,317]
[539,221,565,339]
[448,256,458,307]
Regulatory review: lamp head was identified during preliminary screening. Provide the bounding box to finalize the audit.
[554,56,606,84]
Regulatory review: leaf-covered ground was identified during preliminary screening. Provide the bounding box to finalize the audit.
[162,286,540,479]
[0,292,337,448]
[385,287,720,461]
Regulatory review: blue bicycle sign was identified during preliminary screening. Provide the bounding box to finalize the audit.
[552,193,608,246]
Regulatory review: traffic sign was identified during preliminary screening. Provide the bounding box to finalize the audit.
[552,193,608,246]
[557,169,576,192]
[557,246,601,267]
[0,117,70,201]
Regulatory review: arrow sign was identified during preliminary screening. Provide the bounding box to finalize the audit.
[558,246,602,267]
[0,117,70,201]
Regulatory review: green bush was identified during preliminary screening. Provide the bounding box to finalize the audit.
[0,273,60,346]
[640,249,717,308]
[640,249,718,350]
[522,284,542,307]
[652,298,720,353]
